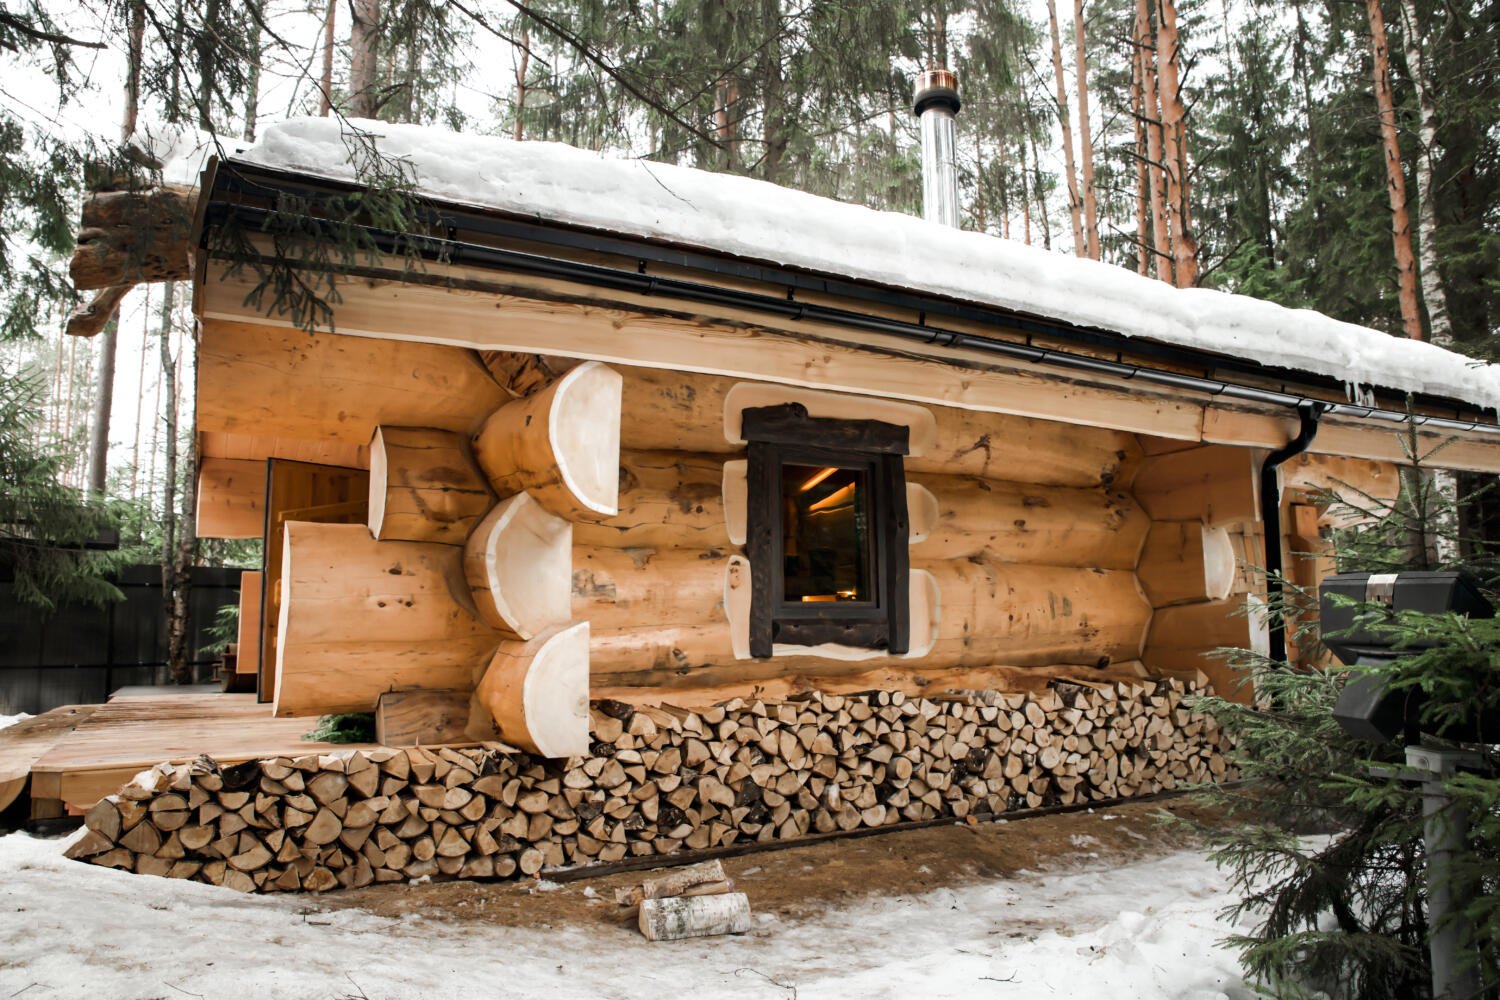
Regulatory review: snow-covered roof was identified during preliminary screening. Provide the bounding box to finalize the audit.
[237,117,1500,413]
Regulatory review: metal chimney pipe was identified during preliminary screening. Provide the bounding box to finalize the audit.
[914,68,962,228]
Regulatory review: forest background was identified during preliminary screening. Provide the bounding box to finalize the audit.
[0,0,1497,666]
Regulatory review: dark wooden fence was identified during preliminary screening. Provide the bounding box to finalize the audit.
[0,565,244,715]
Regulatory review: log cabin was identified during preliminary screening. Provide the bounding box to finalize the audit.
[38,99,1500,890]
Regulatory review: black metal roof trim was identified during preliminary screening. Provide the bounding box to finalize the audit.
[202,159,1500,436]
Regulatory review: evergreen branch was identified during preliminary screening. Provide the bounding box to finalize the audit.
[465,0,725,151]
[0,11,106,50]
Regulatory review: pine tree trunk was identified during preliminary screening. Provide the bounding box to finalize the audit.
[1154,0,1198,286]
[123,0,144,139]
[1395,0,1458,565]
[349,0,379,119]
[513,26,530,141]
[196,0,220,130]
[758,0,787,184]
[158,282,186,683]
[1020,137,1032,245]
[61,337,77,471]
[130,288,149,500]
[1365,0,1423,340]
[1396,0,1450,347]
[1028,127,1052,250]
[1137,0,1173,282]
[1072,0,1100,259]
[1131,32,1150,274]
[320,0,335,116]
[85,318,117,495]
[1046,0,1085,255]
[243,2,261,141]
[171,340,197,686]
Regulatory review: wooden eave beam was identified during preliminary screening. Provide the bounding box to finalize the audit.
[196,254,1500,474]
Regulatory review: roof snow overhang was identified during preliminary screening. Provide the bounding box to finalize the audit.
[191,154,1500,473]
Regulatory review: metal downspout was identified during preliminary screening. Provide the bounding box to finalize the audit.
[1260,400,1327,665]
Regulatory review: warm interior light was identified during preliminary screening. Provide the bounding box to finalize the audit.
[807,482,856,512]
[800,595,840,602]
[799,467,838,492]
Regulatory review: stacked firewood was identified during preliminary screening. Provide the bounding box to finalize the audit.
[65,678,1234,892]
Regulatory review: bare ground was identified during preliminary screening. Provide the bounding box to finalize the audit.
[319,796,1219,932]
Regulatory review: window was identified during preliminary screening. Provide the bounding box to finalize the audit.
[743,403,910,657]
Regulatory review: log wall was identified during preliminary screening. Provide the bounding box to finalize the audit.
[573,365,1154,698]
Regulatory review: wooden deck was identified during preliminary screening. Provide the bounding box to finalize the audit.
[18,691,380,810]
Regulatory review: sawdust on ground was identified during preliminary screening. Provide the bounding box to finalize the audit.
[317,796,1220,931]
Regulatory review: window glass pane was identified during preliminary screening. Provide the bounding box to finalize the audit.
[781,464,870,603]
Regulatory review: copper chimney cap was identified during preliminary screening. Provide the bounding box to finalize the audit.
[913,68,960,116]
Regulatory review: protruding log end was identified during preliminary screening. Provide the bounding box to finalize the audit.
[368,425,494,544]
[463,492,573,640]
[474,621,591,758]
[470,360,623,521]
[65,284,133,337]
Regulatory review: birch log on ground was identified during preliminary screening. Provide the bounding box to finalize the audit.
[639,893,753,941]
[472,621,591,757]
[470,360,622,520]
[368,426,494,544]
[616,860,730,906]
[274,522,499,716]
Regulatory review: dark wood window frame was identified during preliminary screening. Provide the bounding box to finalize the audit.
[743,403,910,658]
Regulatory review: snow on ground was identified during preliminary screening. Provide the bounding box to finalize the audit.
[239,116,1500,412]
[0,828,1258,1000]
[0,713,30,732]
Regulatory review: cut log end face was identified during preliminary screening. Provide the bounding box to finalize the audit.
[476,621,591,759]
[471,361,623,522]
[464,492,572,639]
[368,426,494,545]
[550,362,623,519]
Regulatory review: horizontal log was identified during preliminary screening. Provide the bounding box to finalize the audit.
[471,361,622,520]
[375,690,472,746]
[590,660,1152,705]
[198,320,510,446]
[1144,599,1262,705]
[907,472,1147,569]
[70,186,194,291]
[1132,445,1258,524]
[588,560,1148,678]
[274,523,499,717]
[464,492,573,640]
[368,426,493,544]
[196,458,267,539]
[615,367,1143,488]
[572,546,731,633]
[572,450,730,549]
[919,559,1149,667]
[1136,520,1237,607]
